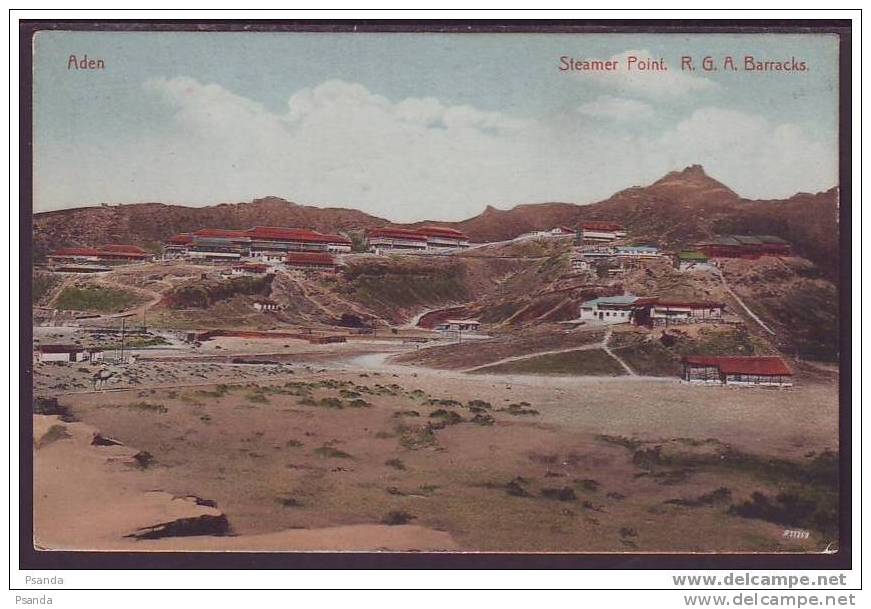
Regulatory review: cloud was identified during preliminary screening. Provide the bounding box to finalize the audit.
[577,96,655,121]
[588,49,718,100]
[34,77,836,220]
[657,107,837,199]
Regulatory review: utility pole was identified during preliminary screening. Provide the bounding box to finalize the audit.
[120,317,126,364]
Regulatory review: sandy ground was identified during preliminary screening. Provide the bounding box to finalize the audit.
[34,354,838,553]
[31,320,839,553]
[34,414,457,552]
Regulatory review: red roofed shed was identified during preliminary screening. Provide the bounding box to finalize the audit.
[681,356,793,387]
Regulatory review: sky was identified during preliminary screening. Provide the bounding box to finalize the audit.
[33,31,839,221]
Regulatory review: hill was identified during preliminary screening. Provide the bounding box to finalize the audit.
[32,166,839,276]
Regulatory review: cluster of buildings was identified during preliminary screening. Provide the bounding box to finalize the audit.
[578,294,726,327]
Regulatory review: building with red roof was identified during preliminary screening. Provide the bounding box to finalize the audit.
[696,235,792,259]
[579,222,627,243]
[285,251,338,272]
[681,356,793,387]
[164,225,353,261]
[48,245,153,264]
[231,262,272,276]
[47,247,101,261]
[366,227,429,253]
[632,299,726,326]
[247,226,352,255]
[416,226,470,249]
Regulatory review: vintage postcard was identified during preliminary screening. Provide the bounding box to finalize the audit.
[23,22,847,563]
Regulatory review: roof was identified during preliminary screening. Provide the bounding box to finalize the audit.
[50,247,100,257]
[247,226,350,244]
[193,228,250,239]
[698,236,742,247]
[678,251,709,261]
[233,263,269,271]
[756,235,790,245]
[682,356,793,376]
[699,235,790,248]
[98,244,149,255]
[581,295,640,308]
[37,344,89,353]
[443,319,481,325]
[167,233,193,245]
[581,221,624,232]
[416,226,468,239]
[285,252,336,266]
[367,227,428,241]
[616,246,660,253]
[732,235,764,245]
[652,300,725,309]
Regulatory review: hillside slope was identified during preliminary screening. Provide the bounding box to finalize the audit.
[32,166,839,277]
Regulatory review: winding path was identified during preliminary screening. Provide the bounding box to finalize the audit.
[462,325,637,376]
[715,270,776,335]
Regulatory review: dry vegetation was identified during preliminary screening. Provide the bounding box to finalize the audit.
[44,367,837,552]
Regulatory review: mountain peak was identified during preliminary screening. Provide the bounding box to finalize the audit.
[679,164,707,176]
[650,164,737,197]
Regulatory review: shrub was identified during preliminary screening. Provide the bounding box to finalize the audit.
[429,409,463,425]
[385,458,406,470]
[541,487,577,501]
[382,510,416,525]
[314,445,353,459]
[126,401,167,414]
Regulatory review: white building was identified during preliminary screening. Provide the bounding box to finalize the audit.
[435,319,481,334]
[516,226,575,241]
[635,300,725,326]
[571,257,591,272]
[230,263,273,276]
[578,295,639,324]
[579,222,627,243]
[252,299,281,312]
[34,344,104,363]
[615,246,663,260]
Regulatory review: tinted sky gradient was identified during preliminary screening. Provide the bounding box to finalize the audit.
[33,31,839,221]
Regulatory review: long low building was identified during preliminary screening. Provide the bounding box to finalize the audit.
[48,245,154,264]
[366,226,470,253]
[579,222,627,243]
[285,251,338,272]
[696,235,792,259]
[34,344,104,363]
[681,356,793,387]
[164,226,352,261]
[633,299,726,326]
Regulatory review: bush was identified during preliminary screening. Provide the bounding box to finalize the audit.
[55,286,140,312]
[382,510,416,525]
[385,458,406,470]
[541,487,577,501]
[314,445,353,459]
